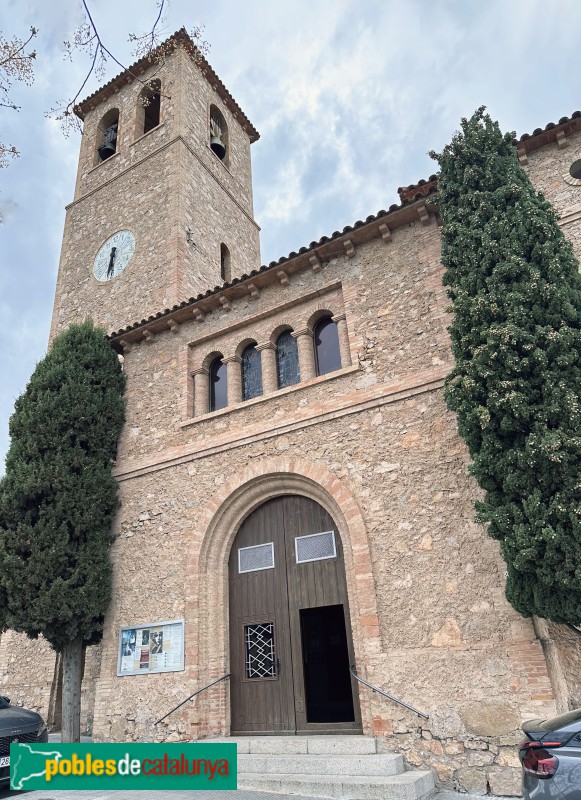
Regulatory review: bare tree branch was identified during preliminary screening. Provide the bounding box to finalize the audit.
[0,26,37,166]
[0,2,209,163]
[48,0,208,137]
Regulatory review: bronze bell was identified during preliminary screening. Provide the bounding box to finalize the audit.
[210,134,226,160]
[98,143,116,161]
[98,122,118,162]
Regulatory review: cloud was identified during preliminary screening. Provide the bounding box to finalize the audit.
[0,200,18,224]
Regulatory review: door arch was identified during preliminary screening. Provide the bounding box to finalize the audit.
[228,494,361,734]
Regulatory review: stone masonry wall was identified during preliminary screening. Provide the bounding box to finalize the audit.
[72,216,557,796]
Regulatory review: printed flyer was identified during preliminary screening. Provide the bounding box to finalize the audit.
[117,620,184,675]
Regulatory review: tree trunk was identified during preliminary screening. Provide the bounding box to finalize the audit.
[61,636,83,742]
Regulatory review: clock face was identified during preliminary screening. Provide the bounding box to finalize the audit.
[93,230,136,282]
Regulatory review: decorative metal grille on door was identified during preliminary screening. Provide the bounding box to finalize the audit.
[245,622,276,678]
[238,542,275,573]
[295,530,336,563]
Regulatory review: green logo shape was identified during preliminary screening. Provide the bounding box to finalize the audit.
[10,742,237,790]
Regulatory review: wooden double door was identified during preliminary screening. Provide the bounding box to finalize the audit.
[229,495,361,734]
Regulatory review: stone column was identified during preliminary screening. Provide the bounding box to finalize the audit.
[292,327,316,380]
[192,367,209,416]
[222,355,242,406]
[256,342,278,394]
[332,312,351,367]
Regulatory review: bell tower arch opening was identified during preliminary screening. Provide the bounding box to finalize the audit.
[210,104,229,165]
[95,107,119,164]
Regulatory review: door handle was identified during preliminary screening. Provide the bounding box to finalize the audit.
[276,657,281,675]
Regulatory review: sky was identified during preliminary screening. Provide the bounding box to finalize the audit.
[0,0,579,471]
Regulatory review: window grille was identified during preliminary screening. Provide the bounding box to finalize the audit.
[295,530,337,563]
[245,622,276,679]
[238,542,275,573]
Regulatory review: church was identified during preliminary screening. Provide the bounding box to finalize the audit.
[1,28,581,797]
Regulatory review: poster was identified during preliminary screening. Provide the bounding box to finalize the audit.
[117,619,184,675]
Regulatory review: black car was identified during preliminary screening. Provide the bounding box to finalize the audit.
[0,694,48,785]
[519,707,581,799]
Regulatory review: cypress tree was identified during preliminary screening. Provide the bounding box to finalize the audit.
[430,108,581,626]
[0,320,125,739]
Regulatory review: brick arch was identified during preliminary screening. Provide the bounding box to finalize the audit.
[233,337,258,360]
[185,456,380,736]
[306,307,334,330]
[269,323,294,345]
[200,349,224,371]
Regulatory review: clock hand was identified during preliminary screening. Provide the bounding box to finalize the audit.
[106,246,117,279]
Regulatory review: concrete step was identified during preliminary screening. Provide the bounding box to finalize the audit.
[204,735,378,755]
[239,752,404,776]
[239,770,436,800]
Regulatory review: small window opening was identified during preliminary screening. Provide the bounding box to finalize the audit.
[209,357,228,412]
[570,159,581,180]
[242,344,263,401]
[314,316,341,376]
[96,108,119,163]
[276,329,300,389]
[210,105,228,163]
[220,243,231,282]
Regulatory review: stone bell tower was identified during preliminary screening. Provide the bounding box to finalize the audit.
[50,29,261,339]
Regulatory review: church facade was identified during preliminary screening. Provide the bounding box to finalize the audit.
[2,29,581,796]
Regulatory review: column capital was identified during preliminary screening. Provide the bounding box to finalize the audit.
[191,366,209,376]
[291,327,313,339]
[255,341,276,352]
[221,355,242,365]
[331,312,346,323]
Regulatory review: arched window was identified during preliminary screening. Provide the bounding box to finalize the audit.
[220,243,231,282]
[96,108,119,163]
[314,317,341,376]
[241,344,263,401]
[209,104,228,164]
[276,330,300,389]
[209,357,228,411]
[137,80,161,136]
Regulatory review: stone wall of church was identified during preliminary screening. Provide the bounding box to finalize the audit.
[89,391,553,795]
[78,217,558,795]
[0,631,55,716]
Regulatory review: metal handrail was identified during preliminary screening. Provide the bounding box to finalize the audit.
[350,665,429,720]
[154,673,231,726]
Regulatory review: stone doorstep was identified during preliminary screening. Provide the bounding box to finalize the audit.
[239,752,404,776]
[203,735,379,755]
[239,770,436,800]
